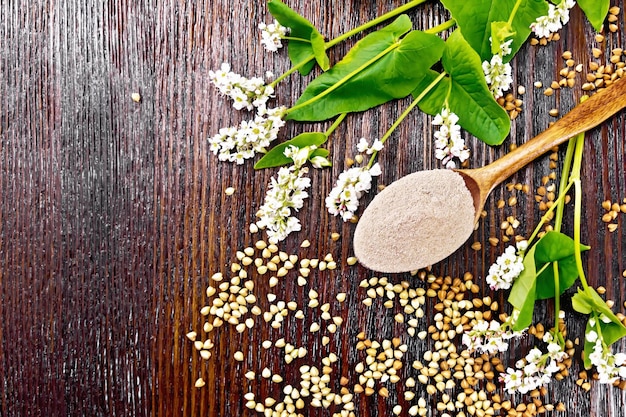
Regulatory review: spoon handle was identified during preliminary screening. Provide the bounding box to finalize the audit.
[476,78,626,191]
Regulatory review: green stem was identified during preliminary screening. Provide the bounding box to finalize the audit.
[571,133,590,291]
[507,0,524,25]
[554,138,576,232]
[325,0,429,49]
[270,58,315,87]
[285,42,401,115]
[525,181,574,247]
[424,19,456,35]
[550,136,578,335]
[282,36,311,43]
[366,71,447,168]
[552,261,561,332]
[324,113,347,137]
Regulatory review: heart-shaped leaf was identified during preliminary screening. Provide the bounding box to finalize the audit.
[533,231,590,299]
[414,30,510,145]
[286,15,444,121]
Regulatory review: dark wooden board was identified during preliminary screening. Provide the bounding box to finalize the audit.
[1,1,625,416]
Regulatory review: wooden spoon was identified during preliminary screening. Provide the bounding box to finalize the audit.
[354,78,626,273]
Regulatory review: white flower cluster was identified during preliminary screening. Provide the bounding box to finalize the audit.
[432,108,470,169]
[502,333,568,394]
[209,62,275,111]
[259,20,288,52]
[530,0,576,39]
[356,137,384,154]
[485,240,527,291]
[482,38,513,98]
[587,319,626,384]
[326,139,382,221]
[255,146,312,241]
[463,318,525,354]
[208,106,287,164]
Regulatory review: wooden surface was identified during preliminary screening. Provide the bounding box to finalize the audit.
[1,1,626,416]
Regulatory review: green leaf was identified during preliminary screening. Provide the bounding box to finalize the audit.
[414,30,510,145]
[411,69,449,113]
[440,0,548,62]
[582,318,595,369]
[577,0,610,32]
[508,244,538,331]
[601,321,626,346]
[585,287,624,326]
[267,0,325,75]
[572,288,592,314]
[533,231,590,299]
[254,132,327,169]
[286,16,445,121]
[310,31,330,71]
[575,286,625,325]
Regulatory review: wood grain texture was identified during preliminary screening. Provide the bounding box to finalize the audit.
[0,0,625,416]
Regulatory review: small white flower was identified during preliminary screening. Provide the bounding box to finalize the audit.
[259,20,288,52]
[368,138,384,154]
[502,368,523,392]
[432,108,469,168]
[586,330,598,343]
[310,155,331,169]
[500,39,513,57]
[368,162,382,176]
[285,145,313,168]
[356,137,384,154]
[356,138,369,153]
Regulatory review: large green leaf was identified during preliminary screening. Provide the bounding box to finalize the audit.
[286,15,444,121]
[508,244,538,331]
[267,0,328,75]
[533,231,590,299]
[414,30,510,145]
[440,0,548,62]
[577,0,610,32]
[254,132,327,169]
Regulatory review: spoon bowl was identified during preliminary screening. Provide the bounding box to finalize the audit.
[354,79,626,273]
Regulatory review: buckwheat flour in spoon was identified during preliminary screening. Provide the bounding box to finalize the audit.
[353,169,475,273]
